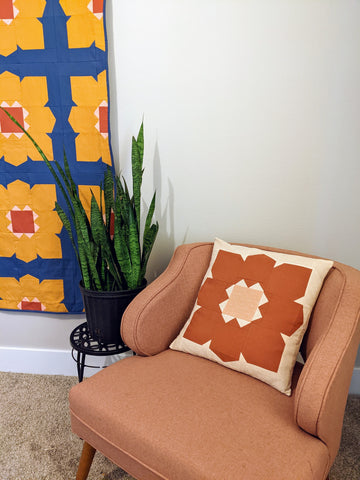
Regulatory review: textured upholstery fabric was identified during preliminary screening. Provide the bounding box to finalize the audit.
[294,262,360,463]
[70,242,360,480]
[121,243,213,356]
[70,350,329,480]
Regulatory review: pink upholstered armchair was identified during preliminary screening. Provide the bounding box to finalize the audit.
[69,242,360,480]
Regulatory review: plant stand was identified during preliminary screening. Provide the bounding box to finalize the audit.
[70,322,131,382]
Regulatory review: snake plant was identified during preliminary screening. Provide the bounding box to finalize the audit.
[2,107,159,291]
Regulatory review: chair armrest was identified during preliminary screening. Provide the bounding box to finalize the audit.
[121,243,212,356]
[294,263,360,464]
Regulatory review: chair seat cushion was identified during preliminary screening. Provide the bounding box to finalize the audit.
[69,350,330,480]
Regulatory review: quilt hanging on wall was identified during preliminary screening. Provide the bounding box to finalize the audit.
[0,0,113,313]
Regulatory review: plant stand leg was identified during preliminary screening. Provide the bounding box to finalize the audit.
[76,350,86,382]
[76,441,96,480]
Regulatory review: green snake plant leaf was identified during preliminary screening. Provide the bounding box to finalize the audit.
[73,198,103,290]
[136,122,144,166]
[116,176,132,226]
[127,206,141,288]
[54,202,79,267]
[140,192,158,276]
[52,148,74,199]
[103,167,114,233]
[62,148,78,197]
[99,253,107,289]
[72,213,95,289]
[131,125,143,232]
[67,188,101,290]
[143,191,156,241]
[140,222,159,281]
[114,180,137,289]
[89,239,104,287]
[90,194,122,290]
[89,240,99,270]
[52,153,80,225]
[123,177,133,207]
[90,194,104,246]
[113,221,132,289]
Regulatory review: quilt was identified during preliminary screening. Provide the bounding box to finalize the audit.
[0,0,113,313]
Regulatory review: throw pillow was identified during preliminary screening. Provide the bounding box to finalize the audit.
[170,238,333,395]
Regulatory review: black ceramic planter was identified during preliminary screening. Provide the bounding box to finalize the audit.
[79,281,147,345]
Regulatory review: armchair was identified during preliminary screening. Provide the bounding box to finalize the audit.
[69,242,360,480]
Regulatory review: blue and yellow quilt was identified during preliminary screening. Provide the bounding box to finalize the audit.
[0,0,113,313]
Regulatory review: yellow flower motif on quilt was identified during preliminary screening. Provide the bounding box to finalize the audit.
[59,0,105,51]
[0,72,56,167]
[0,180,63,263]
[0,274,67,312]
[0,0,46,57]
[68,70,111,165]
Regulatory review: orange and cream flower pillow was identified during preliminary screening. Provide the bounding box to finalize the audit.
[170,238,333,395]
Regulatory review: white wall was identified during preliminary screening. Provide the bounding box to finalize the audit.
[1,0,360,374]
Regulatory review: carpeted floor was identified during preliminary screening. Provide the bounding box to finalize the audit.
[0,371,359,479]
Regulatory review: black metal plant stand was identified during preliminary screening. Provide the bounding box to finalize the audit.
[70,322,131,382]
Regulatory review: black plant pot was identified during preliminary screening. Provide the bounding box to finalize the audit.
[79,281,147,345]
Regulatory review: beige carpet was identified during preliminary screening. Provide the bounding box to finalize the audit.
[0,371,359,480]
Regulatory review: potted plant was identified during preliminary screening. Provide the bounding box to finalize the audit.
[2,108,159,345]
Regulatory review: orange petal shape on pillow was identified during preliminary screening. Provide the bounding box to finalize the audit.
[184,251,312,372]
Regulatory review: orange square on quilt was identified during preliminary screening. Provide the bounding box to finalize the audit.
[11,210,34,234]
[0,1,14,20]
[92,0,104,14]
[0,107,24,133]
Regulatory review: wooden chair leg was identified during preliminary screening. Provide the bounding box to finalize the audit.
[76,441,96,480]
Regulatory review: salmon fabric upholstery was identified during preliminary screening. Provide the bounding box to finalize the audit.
[121,243,213,356]
[70,350,330,480]
[170,239,333,395]
[294,262,360,464]
[70,242,360,480]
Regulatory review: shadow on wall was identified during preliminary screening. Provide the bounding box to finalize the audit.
[146,141,176,282]
[106,0,177,282]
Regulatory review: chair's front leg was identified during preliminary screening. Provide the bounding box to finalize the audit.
[76,441,96,480]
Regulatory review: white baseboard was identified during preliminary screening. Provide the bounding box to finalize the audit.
[0,346,133,379]
[0,346,359,392]
[349,367,360,395]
